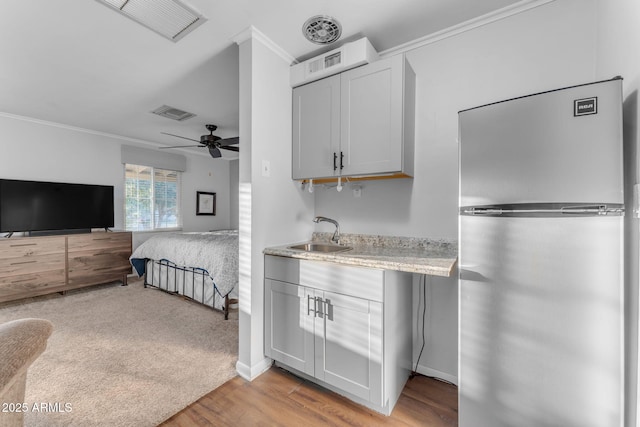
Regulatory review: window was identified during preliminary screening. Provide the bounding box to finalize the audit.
[125,164,181,231]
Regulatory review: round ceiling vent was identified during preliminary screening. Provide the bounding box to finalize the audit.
[302,15,342,45]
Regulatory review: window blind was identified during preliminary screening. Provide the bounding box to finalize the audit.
[125,164,181,231]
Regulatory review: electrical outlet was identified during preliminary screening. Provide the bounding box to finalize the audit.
[353,186,362,198]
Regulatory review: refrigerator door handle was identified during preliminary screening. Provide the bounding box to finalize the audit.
[461,204,624,216]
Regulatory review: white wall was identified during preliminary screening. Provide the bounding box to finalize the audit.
[229,159,239,229]
[181,153,232,232]
[595,0,640,425]
[313,0,599,382]
[235,29,315,380]
[0,114,234,248]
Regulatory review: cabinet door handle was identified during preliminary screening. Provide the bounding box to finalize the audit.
[340,152,344,170]
[323,299,333,321]
[10,260,37,265]
[307,295,316,317]
[315,296,325,319]
[333,152,338,171]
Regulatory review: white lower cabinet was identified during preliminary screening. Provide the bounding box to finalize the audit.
[264,255,412,415]
[315,288,383,403]
[264,279,315,376]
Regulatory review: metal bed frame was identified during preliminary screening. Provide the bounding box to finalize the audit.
[143,258,236,320]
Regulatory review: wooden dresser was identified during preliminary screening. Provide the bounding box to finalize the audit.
[0,231,132,303]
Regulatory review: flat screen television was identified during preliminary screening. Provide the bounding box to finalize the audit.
[0,179,114,234]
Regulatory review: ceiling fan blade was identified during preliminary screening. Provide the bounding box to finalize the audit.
[161,132,200,142]
[159,144,205,149]
[220,146,239,152]
[208,146,222,158]
[218,137,239,146]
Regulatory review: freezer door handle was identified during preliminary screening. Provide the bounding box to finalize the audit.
[560,205,622,215]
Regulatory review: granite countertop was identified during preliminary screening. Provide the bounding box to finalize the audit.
[263,232,458,277]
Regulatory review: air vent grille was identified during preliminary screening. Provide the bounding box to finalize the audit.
[95,0,207,42]
[151,105,196,121]
[302,15,342,45]
[324,52,342,68]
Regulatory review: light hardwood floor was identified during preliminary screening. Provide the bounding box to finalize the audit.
[160,367,458,426]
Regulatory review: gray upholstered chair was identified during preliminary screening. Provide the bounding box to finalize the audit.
[0,318,53,427]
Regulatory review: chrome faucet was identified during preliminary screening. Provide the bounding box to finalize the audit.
[313,216,340,245]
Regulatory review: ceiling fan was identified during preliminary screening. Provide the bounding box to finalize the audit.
[160,124,239,158]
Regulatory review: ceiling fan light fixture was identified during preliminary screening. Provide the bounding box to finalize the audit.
[208,146,222,158]
[302,15,342,45]
[96,0,207,42]
[200,134,220,144]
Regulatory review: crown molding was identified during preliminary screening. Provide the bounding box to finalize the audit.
[379,0,556,58]
[0,111,160,147]
[0,111,231,159]
[231,25,298,65]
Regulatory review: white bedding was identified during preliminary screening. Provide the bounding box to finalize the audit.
[130,230,238,297]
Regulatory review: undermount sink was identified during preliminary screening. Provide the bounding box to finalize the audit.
[288,242,352,253]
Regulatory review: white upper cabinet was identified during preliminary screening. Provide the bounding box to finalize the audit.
[292,54,415,180]
[292,74,341,179]
[340,55,407,177]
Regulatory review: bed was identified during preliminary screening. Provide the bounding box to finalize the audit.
[129,229,238,319]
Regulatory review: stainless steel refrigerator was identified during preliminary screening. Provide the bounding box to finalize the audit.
[458,77,624,427]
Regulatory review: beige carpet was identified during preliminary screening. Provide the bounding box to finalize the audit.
[0,278,238,427]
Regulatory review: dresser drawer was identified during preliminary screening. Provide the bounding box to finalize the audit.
[0,236,65,260]
[0,253,65,277]
[68,248,131,274]
[0,270,66,302]
[67,232,131,252]
[68,246,131,287]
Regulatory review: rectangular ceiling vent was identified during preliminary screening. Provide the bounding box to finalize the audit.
[96,0,207,42]
[151,105,196,121]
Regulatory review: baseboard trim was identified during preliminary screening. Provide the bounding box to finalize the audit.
[414,364,458,386]
[236,357,273,381]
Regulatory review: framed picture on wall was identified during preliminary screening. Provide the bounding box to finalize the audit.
[196,191,216,215]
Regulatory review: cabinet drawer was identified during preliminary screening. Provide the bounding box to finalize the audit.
[67,232,132,252]
[0,253,65,277]
[300,260,384,302]
[0,269,66,302]
[68,249,131,281]
[0,236,65,260]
